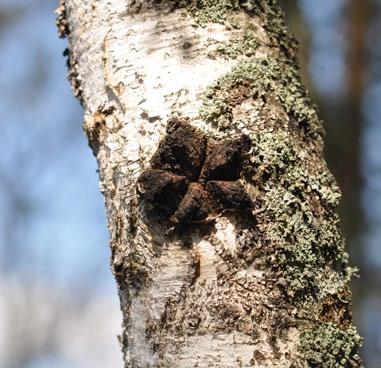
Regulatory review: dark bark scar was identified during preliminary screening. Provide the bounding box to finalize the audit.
[137,117,254,232]
[83,105,115,154]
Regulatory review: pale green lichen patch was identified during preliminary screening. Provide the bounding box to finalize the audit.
[180,0,241,27]
[300,323,362,368]
[251,0,298,61]
[179,0,297,58]
[207,29,259,59]
[246,131,351,302]
[200,58,323,140]
[245,131,362,362]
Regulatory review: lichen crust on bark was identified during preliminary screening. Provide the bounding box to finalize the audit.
[60,0,362,366]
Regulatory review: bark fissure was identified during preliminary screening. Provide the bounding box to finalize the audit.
[59,0,362,366]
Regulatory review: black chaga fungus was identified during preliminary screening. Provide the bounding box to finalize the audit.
[206,180,254,211]
[137,169,189,220]
[199,134,251,182]
[170,183,216,227]
[137,117,254,231]
[150,117,207,181]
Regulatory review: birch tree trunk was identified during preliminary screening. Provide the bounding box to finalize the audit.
[57,0,362,367]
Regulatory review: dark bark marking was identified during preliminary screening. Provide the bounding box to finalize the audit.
[63,48,84,105]
[84,106,115,154]
[55,0,69,39]
[319,289,353,329]
[227,82,252,106]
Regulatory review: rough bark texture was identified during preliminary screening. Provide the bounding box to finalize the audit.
[58,0,362,367]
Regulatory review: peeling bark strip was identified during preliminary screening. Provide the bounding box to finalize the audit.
[59,0,362,367]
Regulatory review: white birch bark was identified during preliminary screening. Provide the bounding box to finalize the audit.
[58,0,362,367]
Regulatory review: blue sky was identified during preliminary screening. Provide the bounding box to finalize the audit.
[0,1,121,366]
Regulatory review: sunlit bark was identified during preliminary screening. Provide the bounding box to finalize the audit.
[59,0,362,366]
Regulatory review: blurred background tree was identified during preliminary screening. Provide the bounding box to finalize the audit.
[0,0,380,367]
